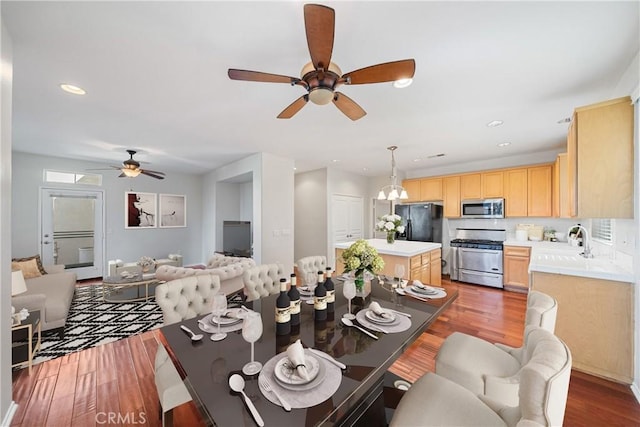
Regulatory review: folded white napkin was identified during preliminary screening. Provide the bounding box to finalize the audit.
[286,339,309,381]
[412,280,434,290]
[369,301,391,319]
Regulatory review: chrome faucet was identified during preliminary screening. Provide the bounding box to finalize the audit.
[568,224,594,258]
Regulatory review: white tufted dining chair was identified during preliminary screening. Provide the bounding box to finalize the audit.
[434,290,558,406]
[296,256,327,285]
[242,263,285,302]
[155,274,221,326]
[153,274,221,426]
[391,327,572,427]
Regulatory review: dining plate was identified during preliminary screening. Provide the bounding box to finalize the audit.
[209,309,243,326]
[365,309,396,324]
[273,352,324,390]
[411,285,439,295]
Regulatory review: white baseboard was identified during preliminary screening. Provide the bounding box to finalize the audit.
[1,401,18,427]
[631,382,640,404]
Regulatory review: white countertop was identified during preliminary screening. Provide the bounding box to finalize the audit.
[505,240,635,283]
[335,239,442,257]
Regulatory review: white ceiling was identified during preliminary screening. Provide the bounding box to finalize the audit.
[4,1,639,178]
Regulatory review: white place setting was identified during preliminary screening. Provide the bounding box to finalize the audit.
[355,301,412,334]
[197,306,245,335]
[258,339,342,409]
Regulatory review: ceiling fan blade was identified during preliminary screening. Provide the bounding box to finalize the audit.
[139,169,165,175]
[140,170,165,180]
[304,4,335,70]
[118,173,126,178]
[86,166,121,171]
[342,59,416,85]
[228,69,298,84]
[277,95,309,119]
[333,92,366,121]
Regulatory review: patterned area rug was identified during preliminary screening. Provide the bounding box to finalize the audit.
[30,284,164,365]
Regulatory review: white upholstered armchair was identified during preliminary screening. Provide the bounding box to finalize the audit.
[391,327,572,427]
[242,263,285,302]
[434,290,558,406]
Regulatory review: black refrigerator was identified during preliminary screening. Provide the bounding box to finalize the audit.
[394,203,443,243]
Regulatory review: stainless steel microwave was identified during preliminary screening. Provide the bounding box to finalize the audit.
[461,199,505,219]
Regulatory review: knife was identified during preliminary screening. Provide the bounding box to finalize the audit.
[308,348,346,370]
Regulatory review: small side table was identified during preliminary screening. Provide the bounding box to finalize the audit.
[12,310,42,375]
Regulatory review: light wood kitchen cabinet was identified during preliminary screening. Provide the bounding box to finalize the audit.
[402,179,421,202]
[429,249,442,286]
[504,168,528,217]
[568,96,634,218]
[420,177,443,201]
[460,173,482,200]
[503,246,531,292]
[553,153,570,217]
[527,165,552,217]
[531,271,633,384]
[443,175,461,218]
[482,171,504,198]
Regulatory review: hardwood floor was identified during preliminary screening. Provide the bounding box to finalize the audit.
[12,280,640,426]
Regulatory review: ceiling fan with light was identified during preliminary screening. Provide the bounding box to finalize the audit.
[89,150,166,180]
[228,3,416,121]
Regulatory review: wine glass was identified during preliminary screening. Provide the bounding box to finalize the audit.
[241,311,263,375]
[306,272,317,290]
[342,279,356,320]
[394,264,406,286]
[210,292,227,342]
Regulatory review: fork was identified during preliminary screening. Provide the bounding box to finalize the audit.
[259,376,291,411]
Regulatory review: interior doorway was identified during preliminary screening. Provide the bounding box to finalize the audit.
[40,188,104,280]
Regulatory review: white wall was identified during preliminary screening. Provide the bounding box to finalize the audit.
[11,152,203,266]
[203,152,294,273]
[294,169,327,261]
[0,17,15,425]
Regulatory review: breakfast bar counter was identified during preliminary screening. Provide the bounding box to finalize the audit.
[335,239,443,285]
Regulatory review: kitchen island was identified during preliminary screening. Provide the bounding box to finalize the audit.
[335,239,442,285]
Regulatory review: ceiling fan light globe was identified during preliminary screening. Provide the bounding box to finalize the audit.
[308,87,334,105]
[300,61,342,78]
[122,168,141,177]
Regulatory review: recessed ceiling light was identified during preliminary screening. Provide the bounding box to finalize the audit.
[486,120,503,127]
[497,142,511,147]
[362,167,368,172]
[60,84,86,95]
[393,78,413,89]
[332,159,340,163]
[413,158,422,162]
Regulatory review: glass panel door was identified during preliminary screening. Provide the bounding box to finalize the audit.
[41,188,104,280]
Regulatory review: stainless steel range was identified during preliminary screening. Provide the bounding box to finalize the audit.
[450,228,506,288]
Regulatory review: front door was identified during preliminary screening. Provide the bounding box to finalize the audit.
[40,188,104,280]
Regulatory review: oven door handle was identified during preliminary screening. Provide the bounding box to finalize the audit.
[459,248,502,255]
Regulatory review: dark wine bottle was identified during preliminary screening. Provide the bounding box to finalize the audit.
[275,278,291,335]
[324,266,335,313]
[314,270,327,321]
[288,273,301,326]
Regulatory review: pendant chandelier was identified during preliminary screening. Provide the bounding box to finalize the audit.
[377,146,409,201]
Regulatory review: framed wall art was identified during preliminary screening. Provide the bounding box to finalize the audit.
[159,194,187,228]
[125,192,157,228]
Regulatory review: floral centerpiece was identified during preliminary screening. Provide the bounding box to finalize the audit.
[340,239,385,293]
[375,213,405,244]
[136,256,156,273]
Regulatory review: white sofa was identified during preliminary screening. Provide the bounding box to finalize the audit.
[107,254,183,277]
[155,254,255,296]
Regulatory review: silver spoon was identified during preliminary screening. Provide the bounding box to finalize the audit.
[341,318,378,340]
[180,325,203,341]
[229,374,264,426]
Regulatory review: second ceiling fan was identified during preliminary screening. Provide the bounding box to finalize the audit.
[228,3,416,121]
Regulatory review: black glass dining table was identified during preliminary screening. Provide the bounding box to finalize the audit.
[160,279,458,426]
